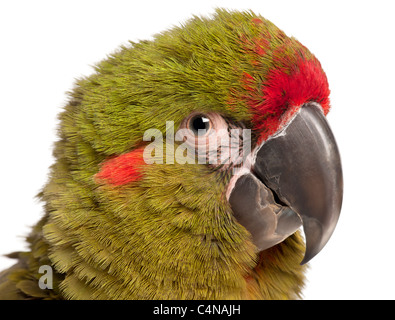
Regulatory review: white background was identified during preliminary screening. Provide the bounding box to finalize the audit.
[1,0,394,300]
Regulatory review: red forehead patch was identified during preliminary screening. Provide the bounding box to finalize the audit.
[244,58,330,143]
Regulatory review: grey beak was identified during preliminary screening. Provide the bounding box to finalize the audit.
[229,103,343,264]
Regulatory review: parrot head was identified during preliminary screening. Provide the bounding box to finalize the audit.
[39,9,343,299]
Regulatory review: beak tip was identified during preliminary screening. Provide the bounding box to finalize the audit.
[300,249,320,265]
[300,256,311,266]
[300,215,338,265]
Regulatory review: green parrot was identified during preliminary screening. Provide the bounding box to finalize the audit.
[0,9,343,300]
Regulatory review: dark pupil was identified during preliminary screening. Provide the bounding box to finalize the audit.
[191,116,210,135]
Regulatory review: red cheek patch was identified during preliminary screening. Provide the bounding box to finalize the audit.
[95,147,146,186]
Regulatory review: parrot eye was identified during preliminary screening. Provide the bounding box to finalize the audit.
[188,114,212,136]
[180,112,227,140]
[178,112,248,168]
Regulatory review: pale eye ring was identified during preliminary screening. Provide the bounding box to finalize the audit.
[187,114,212,136]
